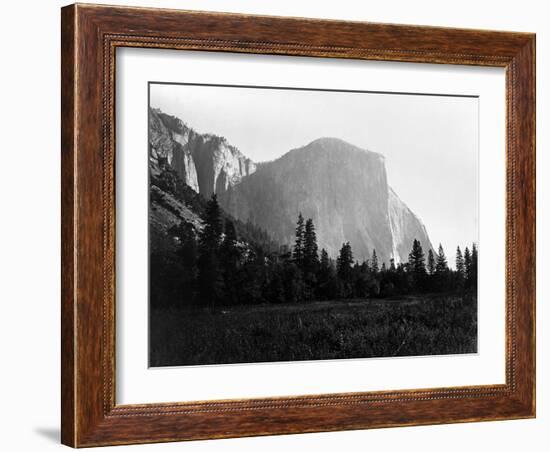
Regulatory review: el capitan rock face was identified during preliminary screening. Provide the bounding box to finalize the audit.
[219,137,433,263]
[388,187,433,264]
[149,108,433,263]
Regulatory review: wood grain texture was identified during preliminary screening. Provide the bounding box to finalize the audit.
[60,5,76,447]
[60,3,536,447]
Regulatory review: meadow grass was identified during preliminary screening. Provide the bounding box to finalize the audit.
[149,294,477,367]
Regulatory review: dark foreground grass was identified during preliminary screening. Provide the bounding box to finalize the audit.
[149,294,477,367]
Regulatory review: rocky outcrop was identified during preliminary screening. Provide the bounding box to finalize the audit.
[388,188,433,263]
[149,107,256,196]
[219,137,433,263]
[187,133,257,198]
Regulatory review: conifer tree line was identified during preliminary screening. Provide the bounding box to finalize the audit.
[151,194,478,308]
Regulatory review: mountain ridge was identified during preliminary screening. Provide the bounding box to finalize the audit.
[149,107,256,197]
[149,107,434,263]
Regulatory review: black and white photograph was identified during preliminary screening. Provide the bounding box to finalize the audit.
[148,82,479,367]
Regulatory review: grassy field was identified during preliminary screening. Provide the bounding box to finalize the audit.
[149,294,477,367]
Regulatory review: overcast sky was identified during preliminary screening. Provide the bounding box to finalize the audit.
[150,83,478,261]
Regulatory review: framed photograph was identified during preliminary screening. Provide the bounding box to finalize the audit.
[61,4,535,447]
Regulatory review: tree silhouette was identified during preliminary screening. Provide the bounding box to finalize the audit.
[197,194,223,306]
[336,242,353,282]
[427,249,435,275]
[464,246,472,275]
[371,249,379,273]
[408,239,426,275]
[408,239,426,290]
[201,194,222,244]
[317,248,338,300]
[470,244,478,289]
[456,246,465,276]
[171,222,198,271]
[320,248,330,273]
[435,244,448,274]
[317,248,331,284]
[464,246,473,290]
[168,221,198,305]
[303,218,319,272]
[220,219,241,305]
[292,213,305,267]
[221,220,238,260]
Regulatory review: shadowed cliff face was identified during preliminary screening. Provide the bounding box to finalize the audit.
[219,138,433,263]
[149,107,433,263]
[149,107,256,197]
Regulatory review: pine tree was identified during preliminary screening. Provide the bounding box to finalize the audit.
[363,258,371,273]
[169,221,198,305]
[456,246,465,276]
[389,258,396,272]
[381,262,387,272]
[303,218,319,272]
[197,194,224,306]
[299,218,319,299]
[292,213,305,267]
[371,249,379,273]
[336,242,353,282]
[435,244,448,274]
[199,194,222,250]
[408,239,426,290]
[220,220,241,304]
[171,222,198,269]
[221,219,237,250]
[408,239,426,276]
[319,248,330,274]
[427,249,435,275]
[471,243,478,289]
[316,248,336,300]
[464,246,472,284]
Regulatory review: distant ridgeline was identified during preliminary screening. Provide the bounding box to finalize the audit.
[149,107,478,308]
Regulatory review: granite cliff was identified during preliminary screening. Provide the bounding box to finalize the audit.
[149,108,433,263]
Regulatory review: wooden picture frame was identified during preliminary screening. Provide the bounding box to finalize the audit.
[61,3,535,447]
